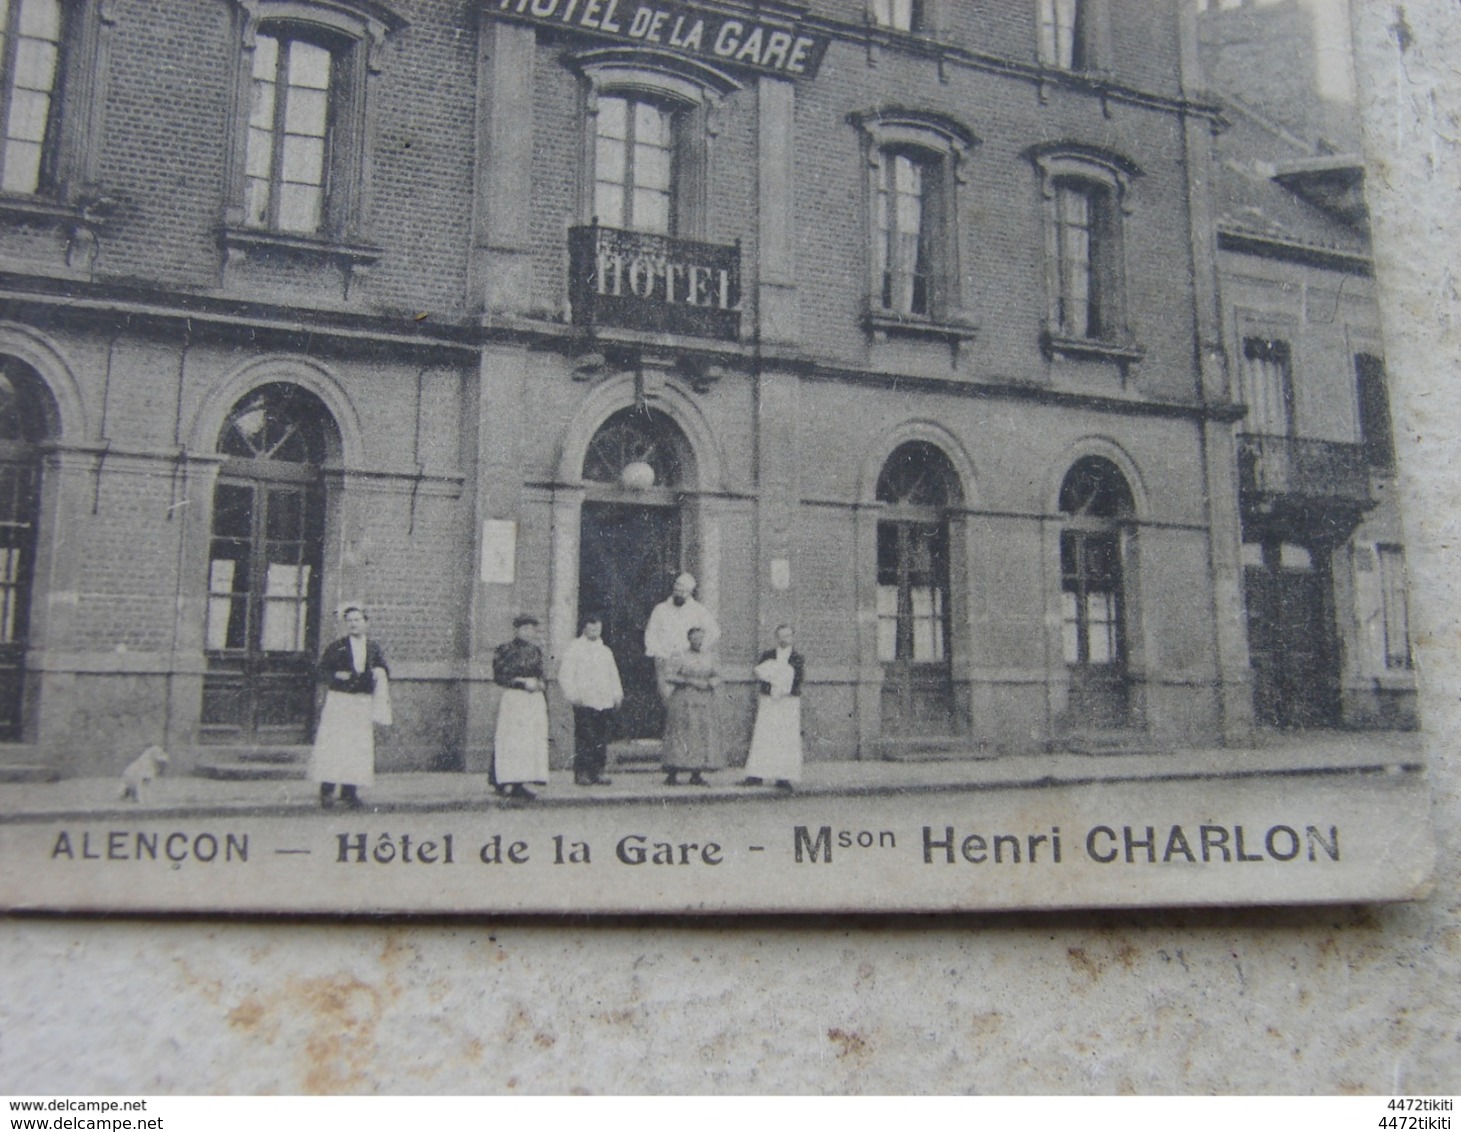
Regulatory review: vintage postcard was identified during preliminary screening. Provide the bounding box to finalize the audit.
[0,0,1435,913]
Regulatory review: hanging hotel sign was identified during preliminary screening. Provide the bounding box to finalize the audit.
[489,0,830,79]
[569,224,742,340]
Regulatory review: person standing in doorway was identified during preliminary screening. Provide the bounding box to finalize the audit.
[492,614,549,801]
[662,626,723,786]
[559,613,623,786]
[743,623,806,792]
[310,604,390,809]
[644,572,720,704]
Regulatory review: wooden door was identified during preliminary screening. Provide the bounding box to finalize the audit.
[202,469,323,742]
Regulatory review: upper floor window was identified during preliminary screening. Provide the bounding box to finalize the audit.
[876,150,934,316]
[226,1,404,244]
[1355,353,1395,468]
[246,32,337,234]
[855,110,977,335]
[593,94,677,236]
[1031,146,1140,359]
[573,50,741,243]
[1039,0,1090,69]
[1053,179,1109,338]
[871,0,923,32]
[1241,337,1294,436]
[0,0,61,195]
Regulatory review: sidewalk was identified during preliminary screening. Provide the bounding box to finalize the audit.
[0,730,1424,821]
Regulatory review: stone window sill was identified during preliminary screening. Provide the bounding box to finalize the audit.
[221,226,382,267]
[865,310,979,345]
[0,194,109,230]
[1041,330,1145,364]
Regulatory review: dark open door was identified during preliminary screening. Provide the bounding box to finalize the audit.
[1245,541,1337,729]
[579,502,680,740]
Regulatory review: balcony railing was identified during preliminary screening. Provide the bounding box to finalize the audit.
[569,224,741,342]
[1237,433,1374,505]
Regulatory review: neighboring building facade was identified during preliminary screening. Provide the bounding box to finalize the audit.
[1200,0,1418,731]
[0,0,1266,779]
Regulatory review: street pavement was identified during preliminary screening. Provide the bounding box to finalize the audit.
[0,730,1423,820]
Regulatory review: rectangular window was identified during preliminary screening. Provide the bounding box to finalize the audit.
[1054,180,1114,339]
[1377,544,1412,670]
[1061,530,1122,666]
[594,95,676,236]
[245,34,335,235]
[0,0,62,195]
[871,0,922,31]
[1039,0,1088,69]
[877,520,949,663]
[1241,338,1295,436]
[1355,353,1395,468]
[876,150,933,316]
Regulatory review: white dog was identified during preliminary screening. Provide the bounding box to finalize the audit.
[120,745,169,803]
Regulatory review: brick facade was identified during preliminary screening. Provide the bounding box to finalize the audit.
[0,0,1281,779]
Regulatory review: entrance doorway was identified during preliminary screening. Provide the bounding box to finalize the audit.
[876,441,960,736]
[577,407,691,740]
[202,384,334,744]
[0,359,49,741]
[1244,540,1337,728]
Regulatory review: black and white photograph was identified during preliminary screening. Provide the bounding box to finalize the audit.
[0,0,1437,914]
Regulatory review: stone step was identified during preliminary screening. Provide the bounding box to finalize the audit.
[194,761,306,781]
[0,764,61,783]
[1058,732,1170,756]
[874,736,991,761]
[0,744,61,783]
[193,745,311,765]
[607,739,665,767]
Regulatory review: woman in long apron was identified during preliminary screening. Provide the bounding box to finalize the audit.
[492,614,550,800]
[662,627,723,786]
[743,623,805,791]
[309,604,390,808]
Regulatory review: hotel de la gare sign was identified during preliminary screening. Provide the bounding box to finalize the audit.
[491,0,832,78]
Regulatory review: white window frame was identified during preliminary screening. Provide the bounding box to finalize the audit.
[571,50,741,243]
[224,0,402,248]
[870,0,921,33]
[0,0,113,208]
[1037,0,1109,72]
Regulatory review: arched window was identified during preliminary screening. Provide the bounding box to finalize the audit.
[876,441,961,734]
[0,357,51,739]
[204,382,338,743]
[1059,456,1133,727]
[582,406,686,490]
